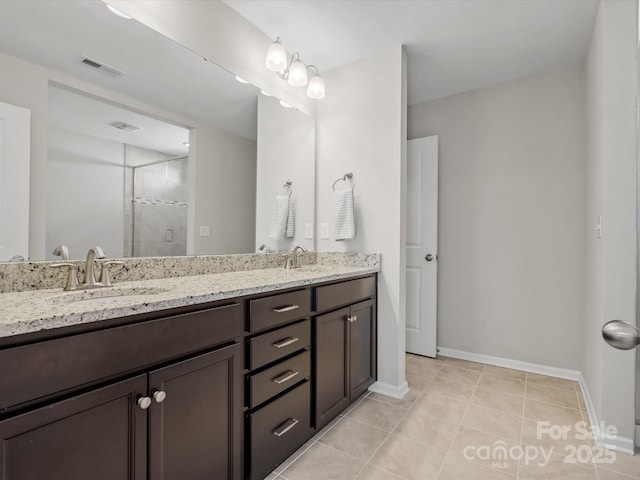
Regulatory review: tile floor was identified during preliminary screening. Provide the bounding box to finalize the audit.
[268,354,640,480]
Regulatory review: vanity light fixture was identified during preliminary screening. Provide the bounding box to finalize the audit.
[260,90,272,97]
[265,37,288,72]
[279,100,293,109]
[287,53,307,87]
[106,4,132,19]
[265,37,325,99]
[235,75,249,84]
[306,65,325,100]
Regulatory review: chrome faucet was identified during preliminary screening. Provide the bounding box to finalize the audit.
[52,244,70,260]
[292,245,308,268]
[258,244,272,253]
[82,245,106,287]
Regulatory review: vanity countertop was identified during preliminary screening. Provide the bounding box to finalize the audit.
[0,264,379,339]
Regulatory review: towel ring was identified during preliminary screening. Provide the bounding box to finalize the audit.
[332,172,353,191]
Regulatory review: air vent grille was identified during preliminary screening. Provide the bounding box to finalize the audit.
[79,55,124,78]
[110,122,142,133]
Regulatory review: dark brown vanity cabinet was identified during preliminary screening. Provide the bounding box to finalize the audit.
[314,277,377,430]
[245,290,314,480]
[0,303,243,480]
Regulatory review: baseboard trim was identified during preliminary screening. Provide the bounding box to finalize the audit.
[368,380,410,399]
[437,347,582,381]
[438,346,636,454]
[635,425,640,448]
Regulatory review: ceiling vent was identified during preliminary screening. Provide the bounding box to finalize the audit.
[79,55,125,78]
[111,122,142,133]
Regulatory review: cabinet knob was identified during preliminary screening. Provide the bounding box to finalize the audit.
[352,315,358,322]
[153,390,167,403]
[346,316,353,323]
[137,396,152,410]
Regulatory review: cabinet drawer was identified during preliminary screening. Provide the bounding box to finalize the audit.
[0,303,242,411]
[249,381,312,480]
[248,319,310,370]
[249,289,310,332]
[248,350,310,408]
[315,276,376,313]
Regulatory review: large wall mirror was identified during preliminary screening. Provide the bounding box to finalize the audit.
[0,0,315,261]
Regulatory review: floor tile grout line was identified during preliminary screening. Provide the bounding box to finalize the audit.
[433,363,484,480]
[350,391,419,480]
[516,373,528,480]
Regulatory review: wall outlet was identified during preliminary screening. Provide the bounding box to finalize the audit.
[305,223,314,239]
[320,223,330,239]
[199,225,210,237]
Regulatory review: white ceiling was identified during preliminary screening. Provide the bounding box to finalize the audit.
[0,0,258,141]
[48,85,189,157]
[224,0,600,105]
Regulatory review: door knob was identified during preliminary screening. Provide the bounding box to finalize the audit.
[425,254,434,262]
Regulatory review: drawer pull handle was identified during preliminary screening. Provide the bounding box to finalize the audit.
[273,418,299,437]
[273,336,300,348]
[137,396,152,410]
[272,370,300,384]
[272,304,299,313]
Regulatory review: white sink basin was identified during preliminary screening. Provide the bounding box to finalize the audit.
[49,287,169,306]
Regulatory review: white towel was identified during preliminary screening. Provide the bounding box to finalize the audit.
[269,194,294,239]
[333,187,355,241]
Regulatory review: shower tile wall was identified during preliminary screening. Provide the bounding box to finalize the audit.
[124,145,188,257]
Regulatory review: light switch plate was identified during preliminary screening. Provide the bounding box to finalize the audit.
[305,223,314,239]
[320,223,330,239]
[199,225,210,237]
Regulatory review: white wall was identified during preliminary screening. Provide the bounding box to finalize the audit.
[408,67,587,370]
[188,126,256,255]
[316,47,407,392]
[583,0,637,453]
[255,95,315,253]
[47,127,125,259]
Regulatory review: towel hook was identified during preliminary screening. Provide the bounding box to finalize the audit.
[278,179,292,197]
[332,172,353,191]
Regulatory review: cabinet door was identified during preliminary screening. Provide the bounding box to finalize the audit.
[0,375,147,480]
[314,307,350,429]
[349,299,377,400]
[148,344,242,480]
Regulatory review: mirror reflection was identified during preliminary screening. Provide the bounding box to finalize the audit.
[0,0,315,261]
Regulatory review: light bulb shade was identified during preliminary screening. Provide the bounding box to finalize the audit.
[265,39,287,72]
[288,59,308,86]
[307,74,325,99]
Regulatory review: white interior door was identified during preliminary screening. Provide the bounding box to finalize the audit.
[0,101,30,261]
[406,135,438,357]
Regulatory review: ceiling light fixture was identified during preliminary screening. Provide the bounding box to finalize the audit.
[265,37,325,99]
[106,4,132,19]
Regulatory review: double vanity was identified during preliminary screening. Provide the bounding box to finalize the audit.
[0,253,379,480]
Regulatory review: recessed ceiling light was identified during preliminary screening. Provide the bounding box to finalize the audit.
[235,76,249,84]
[260,90,272,97]
[279,100,292,108]
[106,4,132,19]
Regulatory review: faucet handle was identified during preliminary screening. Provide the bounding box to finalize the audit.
[99,261,124,286]
[49,263,78,291]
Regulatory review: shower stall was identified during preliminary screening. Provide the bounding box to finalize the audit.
[124,154,189,257]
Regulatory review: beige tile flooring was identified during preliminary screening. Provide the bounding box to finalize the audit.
[269,354,640,480]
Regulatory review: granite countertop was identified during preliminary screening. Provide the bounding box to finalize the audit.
[0,264,379,339]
